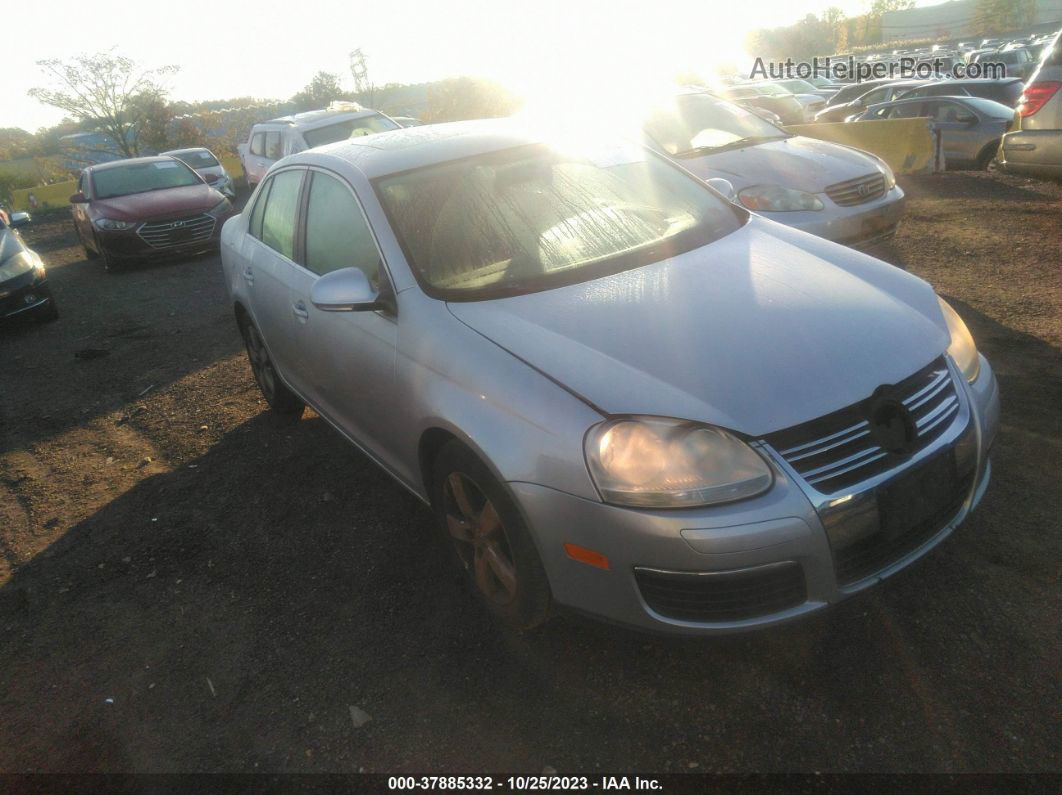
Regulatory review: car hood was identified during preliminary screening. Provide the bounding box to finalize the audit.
[675,136,882,194]
[447,218,949,437]
[91,184,222,221]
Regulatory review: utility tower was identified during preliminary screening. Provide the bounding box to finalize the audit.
[349,49,370,94]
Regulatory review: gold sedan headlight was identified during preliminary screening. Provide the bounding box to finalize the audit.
[939,297,981,382]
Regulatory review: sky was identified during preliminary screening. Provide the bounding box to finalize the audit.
[8,0,890,132]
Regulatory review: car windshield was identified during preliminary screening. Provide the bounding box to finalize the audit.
[92,160,201,199]
[727,83,788,98]
[375,143,743,301]
[777,79,818,93]
[170,150,220,169]
[302,114,401,148]
[645,94,787,156]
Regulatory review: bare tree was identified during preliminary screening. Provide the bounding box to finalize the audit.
[28,51,178,159]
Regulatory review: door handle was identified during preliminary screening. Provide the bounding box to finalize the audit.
[242,266,254,284]
[292,300,309,320]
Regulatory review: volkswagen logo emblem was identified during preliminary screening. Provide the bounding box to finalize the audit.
[867,396,916,454]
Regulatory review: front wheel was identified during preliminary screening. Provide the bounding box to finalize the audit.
[239,316,305,417]
[431,441,551,630]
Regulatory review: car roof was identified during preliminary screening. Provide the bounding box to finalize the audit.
[85,155,181,173]
[285,119,545,179]
[161,147,214,156]
[258,109,382,131]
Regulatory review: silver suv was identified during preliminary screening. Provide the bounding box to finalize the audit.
[1001,31,1062,178]
[237,103,400,188]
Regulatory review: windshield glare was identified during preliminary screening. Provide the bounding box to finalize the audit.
[92,160,201,199]
[376,144,742,301]
[302,114,401,148]
[645,95,786,156]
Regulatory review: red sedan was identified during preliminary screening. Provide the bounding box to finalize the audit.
[71,156,237,271]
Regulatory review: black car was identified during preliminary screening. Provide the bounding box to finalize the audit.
[0,213,58,324]
[897,78,1026,107]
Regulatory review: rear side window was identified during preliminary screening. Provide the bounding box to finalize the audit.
[885,102,924,119]
[247,180,272,240]
[928,101,976,123]
[259,170,303,259]
[265,132,283,160]
[250,132,265,156]
[303,172,380,283]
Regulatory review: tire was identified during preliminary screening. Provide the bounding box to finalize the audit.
[101,246,122,273]
[77,226,99,260]
[977,141,1001,171]
[238,315,305,417]
[431,441,551,630]
[36,300,59,323]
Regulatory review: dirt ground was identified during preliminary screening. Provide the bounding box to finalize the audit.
[0,171,1059,774]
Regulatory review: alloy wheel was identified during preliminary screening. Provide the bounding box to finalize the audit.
[443,472,518,606]
[242,322,277,401]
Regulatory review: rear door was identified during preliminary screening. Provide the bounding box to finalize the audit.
[243,168,309,389]
[925,100,983,163]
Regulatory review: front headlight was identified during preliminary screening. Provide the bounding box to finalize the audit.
[584,417,773,508]
[93,217,136,231]
[938,297,981,382]
[209,197,233,215]
[738,185,824,212]
[0,251,40,281]
[876,158,897,189]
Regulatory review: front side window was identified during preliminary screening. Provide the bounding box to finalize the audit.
[375,143,743,301]
[304,172,380,283]
[91,160,201,199]
[645,94,787,157]
[259,169,303,259]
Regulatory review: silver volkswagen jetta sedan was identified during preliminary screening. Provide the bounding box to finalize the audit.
[220,120,1000,635]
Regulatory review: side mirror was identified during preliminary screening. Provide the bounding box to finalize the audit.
[69,192,88,204]
[310,267,381,312]
[9,211,31,228]
[203,173,220,184]
[705,178,737,202]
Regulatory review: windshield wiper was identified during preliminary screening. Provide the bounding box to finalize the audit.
[673,135,788,157]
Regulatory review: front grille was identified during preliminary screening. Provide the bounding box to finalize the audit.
[825,173,886,206]
[761,357,959,495]
[635,562,807,622]
[832,471,972,584]
[137,214,216,249]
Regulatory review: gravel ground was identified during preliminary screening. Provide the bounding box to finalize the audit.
[0,171,1059,774]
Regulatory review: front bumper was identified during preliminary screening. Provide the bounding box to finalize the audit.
[511,355,999,635]
[760,184,906,248]
[1000,129,1062,177]
[0,269,54,321]
[96,209,235,261]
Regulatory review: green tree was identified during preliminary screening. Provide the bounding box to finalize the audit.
[28,52,178,158]
[291,72,349,112]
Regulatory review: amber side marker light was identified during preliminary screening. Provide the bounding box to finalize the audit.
[564,543,610,570]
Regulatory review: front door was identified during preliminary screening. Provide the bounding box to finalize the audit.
[288,169,399,463]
